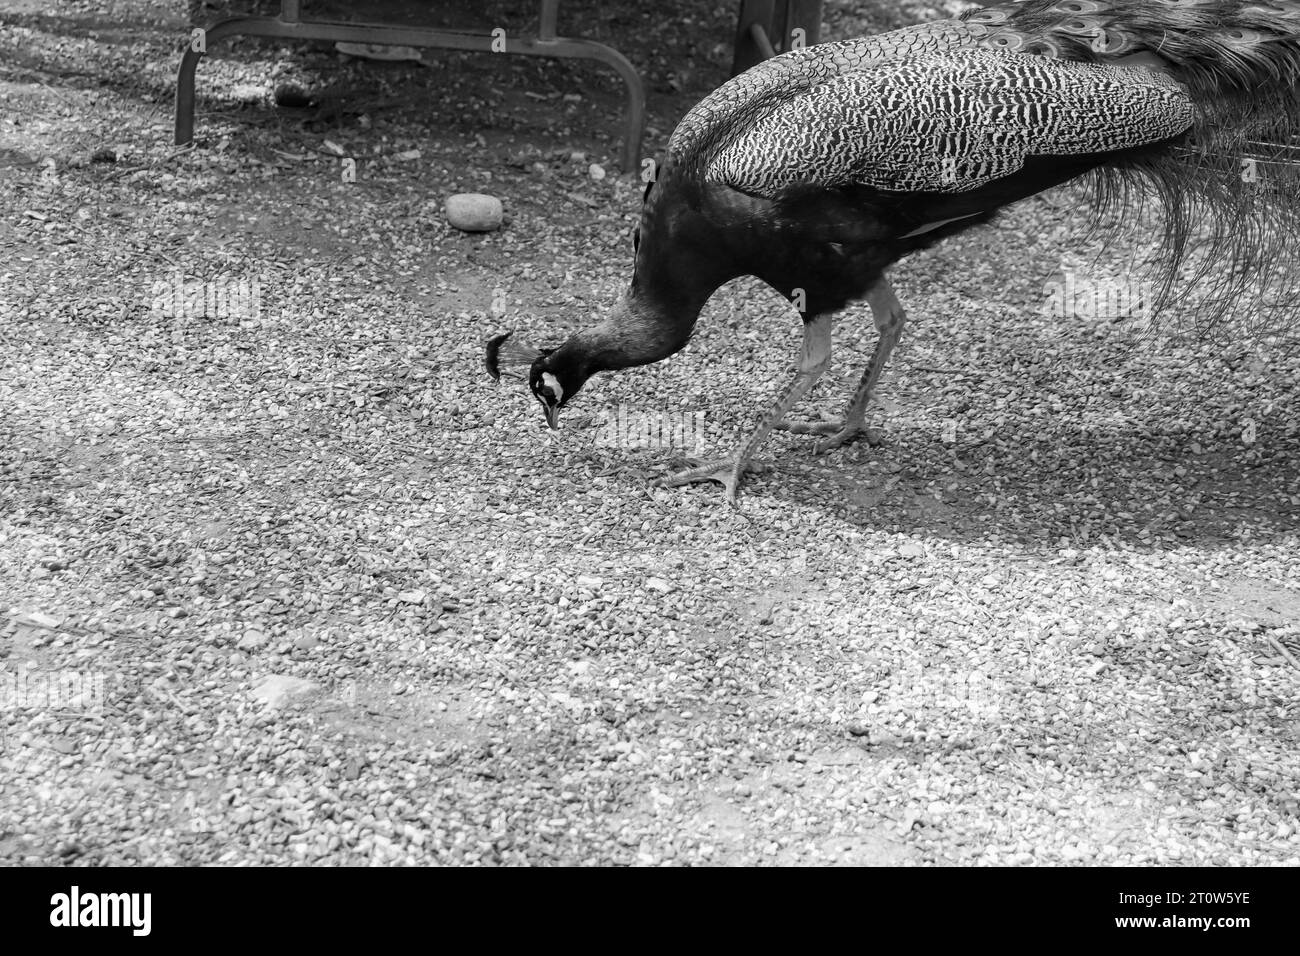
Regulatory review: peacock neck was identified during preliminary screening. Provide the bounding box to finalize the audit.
[561,286,708,374]
[561,172,737,375]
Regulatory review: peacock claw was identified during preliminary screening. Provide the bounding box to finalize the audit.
[813,423,886,454]
[775,410,837,435]
[776,417,884,454]
[655,457,751,504]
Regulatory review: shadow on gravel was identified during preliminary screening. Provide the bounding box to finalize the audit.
[806,433,1300,552]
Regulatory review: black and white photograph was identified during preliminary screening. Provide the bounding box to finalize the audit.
[0,0,1297,898]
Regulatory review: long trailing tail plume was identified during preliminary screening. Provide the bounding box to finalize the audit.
[972,0,1300,338]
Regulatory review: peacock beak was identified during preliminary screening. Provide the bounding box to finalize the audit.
[544,404,561,430]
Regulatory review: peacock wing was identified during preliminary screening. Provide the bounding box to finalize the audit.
[670,22,981,166]
[704,49,1195,197]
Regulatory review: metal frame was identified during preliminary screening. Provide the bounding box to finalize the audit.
[175,0,646,171]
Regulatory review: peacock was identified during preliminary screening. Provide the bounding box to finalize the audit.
[487,0,1300,503]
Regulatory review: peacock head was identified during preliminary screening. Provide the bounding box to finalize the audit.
[485,331,588,430]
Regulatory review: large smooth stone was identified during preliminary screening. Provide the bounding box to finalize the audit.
[445,193,504,232]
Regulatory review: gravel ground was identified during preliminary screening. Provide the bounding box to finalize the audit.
[2,0,1298,866]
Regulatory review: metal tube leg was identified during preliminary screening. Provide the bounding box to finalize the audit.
[539,0,558,40]
[617,63,646,173]
[563,39,645,172]
[174,44,204,146]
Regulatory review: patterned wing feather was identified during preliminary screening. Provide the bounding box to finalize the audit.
[706,50,1195,195]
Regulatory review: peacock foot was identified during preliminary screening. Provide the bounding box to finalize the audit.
[654,456,758,505]
[775,416,884,454]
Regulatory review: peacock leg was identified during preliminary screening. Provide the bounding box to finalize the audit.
[777,277,907,454]
[656,313,832,504]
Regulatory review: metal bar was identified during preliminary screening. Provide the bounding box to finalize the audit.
[732,0,776,75]
[173,13,646,170]
[539,0,559,42]
[748,22,776,60]
[175,39,202,147]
